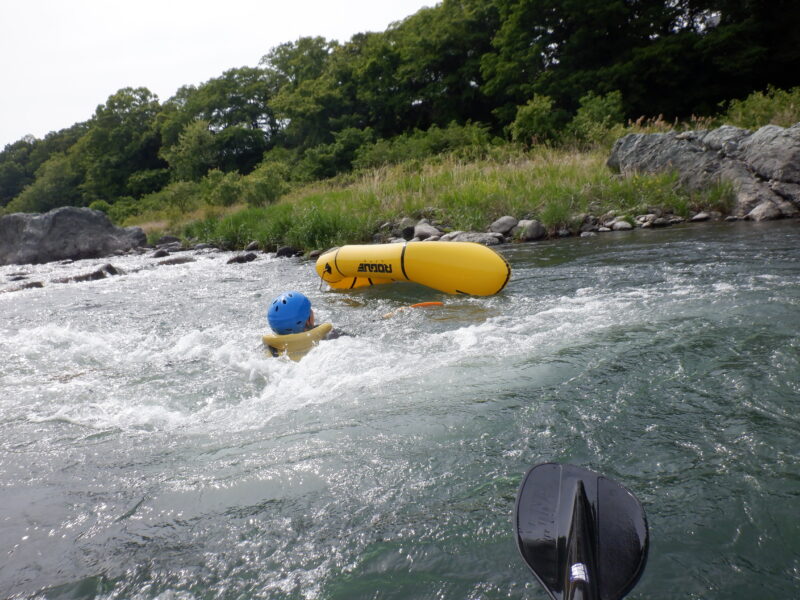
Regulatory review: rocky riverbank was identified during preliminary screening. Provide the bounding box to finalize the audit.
[2,122,797,269]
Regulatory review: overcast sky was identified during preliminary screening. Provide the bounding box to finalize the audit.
[0,0,434,148]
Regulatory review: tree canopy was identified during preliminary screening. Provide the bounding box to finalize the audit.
[2,0,798,213]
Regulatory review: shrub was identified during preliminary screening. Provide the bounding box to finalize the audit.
[242,162,290,206]
[567,91,626,147]
[720,86,800,129]
[108,197,141,223]
[297,127,375,180]
[353,122,495,170]
[200,169,243,206]
[126,168,170,197]
[509,95,565,146]
[89,200,111,214]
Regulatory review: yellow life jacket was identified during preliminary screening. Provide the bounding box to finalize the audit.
[262,323,333,361]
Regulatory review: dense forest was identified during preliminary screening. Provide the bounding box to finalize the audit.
[2,0,799,220]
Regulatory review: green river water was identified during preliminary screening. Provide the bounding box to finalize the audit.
[1,220,798,599]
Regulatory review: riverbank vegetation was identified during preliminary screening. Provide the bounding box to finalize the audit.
[2,1,799,250]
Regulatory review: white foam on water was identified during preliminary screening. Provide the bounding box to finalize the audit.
[0,240,784,439]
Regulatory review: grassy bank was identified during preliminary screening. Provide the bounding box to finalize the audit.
[129,145,733,252]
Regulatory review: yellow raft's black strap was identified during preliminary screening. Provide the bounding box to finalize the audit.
[400,243,410,280]
[333,248,345,277]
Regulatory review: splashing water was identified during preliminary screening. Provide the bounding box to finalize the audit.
[1,222,798,599]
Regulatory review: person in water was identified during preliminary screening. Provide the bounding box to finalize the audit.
[267,290,316,335]
[264,291,345,359]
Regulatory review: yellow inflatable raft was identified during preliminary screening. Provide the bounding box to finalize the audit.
[315,242,511,296]
[263,323,333,361]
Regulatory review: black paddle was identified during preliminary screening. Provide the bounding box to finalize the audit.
[515,463,649,600]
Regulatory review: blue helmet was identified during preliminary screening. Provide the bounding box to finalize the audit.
[267,291,312,334]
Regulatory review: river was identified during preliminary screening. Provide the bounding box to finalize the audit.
[1,221,798,599]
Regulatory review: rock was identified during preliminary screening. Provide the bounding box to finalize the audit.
[580,214,599,232]
[636,214,657,225]
[771,181,800,209]
[227,253,258,264]
[746,201,783,221]
[193,243,215,250]
[514,219,547,241]
[691,212,711,222]
[245,241,260,251]
[488,215,519,235]
[0,207,146,266]
[307,249,324,259]
[700,125,751,156]
[557,228,571,237]
[158,256,196,266]
[612,220,633,231]
[600,211,617,225]
[598,226,612,232]
[414,220,442,240]
[2,281,44,293]
[151,249,170,258]
[157,241,183,252]
[441,231,504,245]
[608,123,800,217]
[275,246,301,258]
[580,231,597,237]
[54,263,120,284]
[774,198,800,217]
[423,235,441,242]
[395,217,417,240]
[740,124,800,183]
[155,235,181,246]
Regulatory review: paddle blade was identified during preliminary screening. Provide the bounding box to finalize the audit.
[515,463,648,600]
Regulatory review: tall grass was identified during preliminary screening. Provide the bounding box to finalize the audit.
[168,146,725,252]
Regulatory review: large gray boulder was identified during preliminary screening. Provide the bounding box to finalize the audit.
[608,123,800,218]
[0,206,146,266]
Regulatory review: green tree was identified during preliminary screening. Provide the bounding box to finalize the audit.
[158,68,278,176]
[80,87,165,202]
[261,36,337,89]
[0,123,88,207]
[391,0,499,131]
[160,119,216,181]
[5,151,84,213]
[265,37,341,149]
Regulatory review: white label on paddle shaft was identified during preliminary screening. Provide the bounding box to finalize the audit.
[570,563,589,582]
